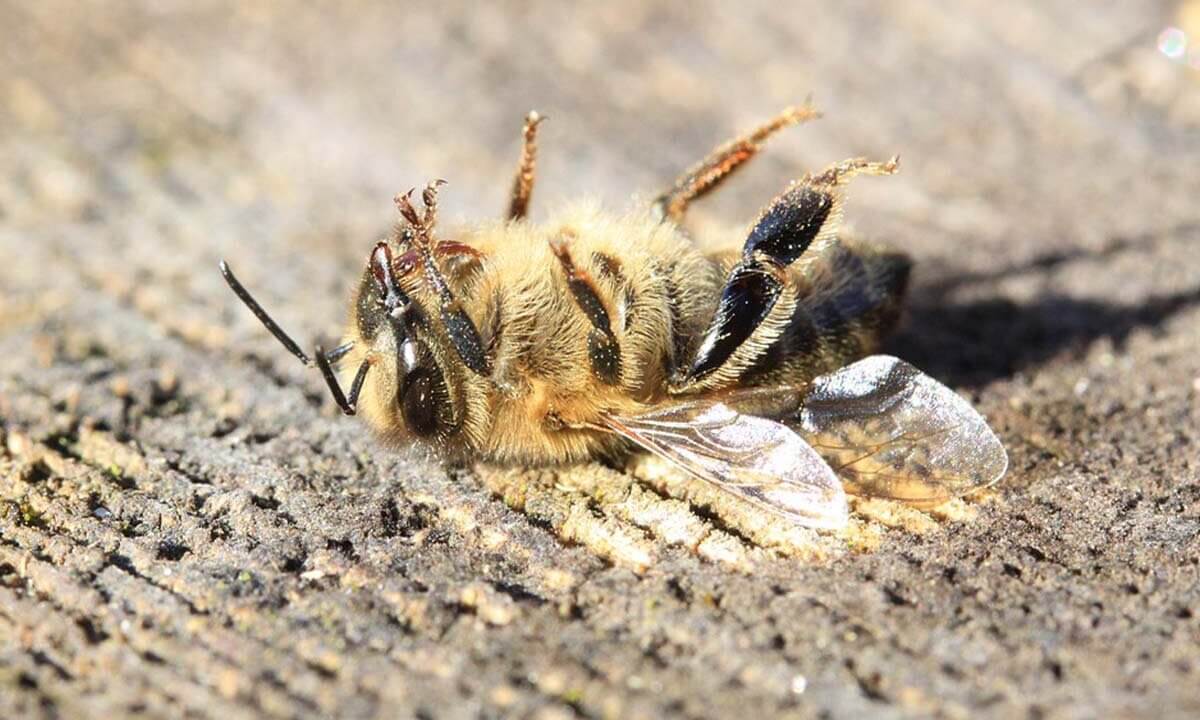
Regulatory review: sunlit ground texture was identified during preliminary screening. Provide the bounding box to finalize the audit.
[2,2,1199,718]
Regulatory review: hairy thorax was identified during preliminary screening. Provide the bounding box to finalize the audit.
[345,204,723,465]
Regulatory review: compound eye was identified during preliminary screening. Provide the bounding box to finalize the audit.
[399,367,442,437]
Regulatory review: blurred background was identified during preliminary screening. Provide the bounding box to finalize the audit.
[5,2,1200,385]
[3,2,1200,718]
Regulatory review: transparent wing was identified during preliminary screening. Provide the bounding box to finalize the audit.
[604,401,849,530]
[794,355,1008,506]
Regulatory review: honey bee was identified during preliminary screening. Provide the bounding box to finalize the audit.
[221,104,1007,530]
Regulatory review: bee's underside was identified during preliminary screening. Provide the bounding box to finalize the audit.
[221,104,1007,532]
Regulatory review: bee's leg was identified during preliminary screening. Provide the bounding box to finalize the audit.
[677,157,899,389]
[549,235,622,385]
[397,182,493,376]
[652,103,821,224]
[507,111,545,220]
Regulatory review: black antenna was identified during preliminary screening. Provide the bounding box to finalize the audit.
[220,260,366,415]
[315,345,370,416]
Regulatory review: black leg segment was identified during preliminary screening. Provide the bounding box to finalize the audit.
[685,260,785,382]
[682,157,898,385]
[550,236,623,385]
[743,184,832,265]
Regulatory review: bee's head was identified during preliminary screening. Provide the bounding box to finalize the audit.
[348,240,469,454]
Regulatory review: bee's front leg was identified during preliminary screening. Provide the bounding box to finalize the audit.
[397,181,494,377]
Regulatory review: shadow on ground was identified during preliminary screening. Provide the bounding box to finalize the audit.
[892,226,1200,387]
[896,286,1200,387]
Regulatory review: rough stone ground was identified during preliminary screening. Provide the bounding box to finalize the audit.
[2,2,1199,718]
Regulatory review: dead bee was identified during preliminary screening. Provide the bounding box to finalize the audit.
[221,104,1006,530]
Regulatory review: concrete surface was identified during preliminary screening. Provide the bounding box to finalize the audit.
[2,2,1199,718]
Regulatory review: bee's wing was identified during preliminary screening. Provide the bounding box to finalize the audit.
[793,355,1008,506]
[603,401,849,530]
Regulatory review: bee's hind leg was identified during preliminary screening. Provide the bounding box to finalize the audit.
[652,103,821,224]
[675,156,899,391]
[507,111,545,220]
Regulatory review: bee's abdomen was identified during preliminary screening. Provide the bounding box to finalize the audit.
[742,240,911,385]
